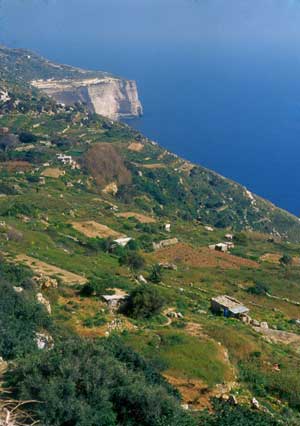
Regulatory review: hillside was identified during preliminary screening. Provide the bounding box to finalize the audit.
[0,45,143,120]
[1,46,300,425]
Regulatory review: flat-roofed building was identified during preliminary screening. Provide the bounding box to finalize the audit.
[211,295,249,318]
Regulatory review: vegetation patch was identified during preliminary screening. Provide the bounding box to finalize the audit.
[83,143,132,187]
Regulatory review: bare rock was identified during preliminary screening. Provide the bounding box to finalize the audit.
[252,397,260,409]
[36,293,51,314]
[33,274,58,289]
[35,332,54,350]
[260,322,269,330]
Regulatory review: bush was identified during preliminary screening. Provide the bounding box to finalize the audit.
[18,131,38,144]
[280,254,293,266]
[233,232,247,244]
[119,251,145,271]
[80,278,113,297]
[149,264,163,283]
[120,285,165,319]
[0,279,52,359]
[197,399,282,425]
[8,337,195,426]
[247,282,269,296]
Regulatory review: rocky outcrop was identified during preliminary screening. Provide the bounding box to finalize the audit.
[31,77,143,120]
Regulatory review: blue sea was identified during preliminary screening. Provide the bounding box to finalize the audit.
[2,0,300,215]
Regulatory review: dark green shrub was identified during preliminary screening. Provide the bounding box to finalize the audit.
[8,337,195,426]
[19,131,38,144]
[119,251,145,271]
[120,285,165,319]
[0,280,52,359]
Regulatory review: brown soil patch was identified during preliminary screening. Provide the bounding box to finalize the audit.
[0,161,32,172]
[152,243,258,270]
[128,142,144,152]
[117,212,156,223]
[16,255,87,285]
[164,374,212,410]
[41,167,64,178]
[71,221,124,239]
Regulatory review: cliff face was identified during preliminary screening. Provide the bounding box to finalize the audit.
[31,77,143,120]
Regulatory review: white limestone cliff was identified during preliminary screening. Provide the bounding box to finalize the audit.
[31,77,143,120]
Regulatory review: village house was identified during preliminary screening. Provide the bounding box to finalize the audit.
[211,295,249,318]
[113,237,132,247]
[153,237,178,251]
[164,223,171,232]
[209,243,228,252]
[209,241,235,252]
[102,294,128,311]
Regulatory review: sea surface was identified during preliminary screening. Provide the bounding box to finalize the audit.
[2,0,300,215]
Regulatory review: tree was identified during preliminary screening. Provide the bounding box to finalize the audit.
[82,143,132,187]
[18,131,38,144]
[149,264,163,283]
[120,285,165,319]
[247,281,269,296]
[119,251,145,271]
[280,254,293,267]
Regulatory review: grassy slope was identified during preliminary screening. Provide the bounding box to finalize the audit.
[1,48,300,421]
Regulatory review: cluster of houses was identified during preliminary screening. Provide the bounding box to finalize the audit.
[56,153,80,170]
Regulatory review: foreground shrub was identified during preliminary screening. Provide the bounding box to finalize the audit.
[8,337,195,426]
